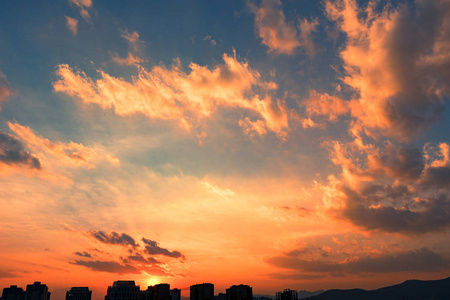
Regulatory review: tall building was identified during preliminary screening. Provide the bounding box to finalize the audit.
[2,286,25,300]
[105,281,140,300]
[144,284,170,300]
[66,287,92,300]
[24,282,50,300]
[190,284,213,300]
[169,289,180,300]
[275,290,297,300]
[225,285,252,300]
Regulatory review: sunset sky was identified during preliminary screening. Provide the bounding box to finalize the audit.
[1,0,450,299]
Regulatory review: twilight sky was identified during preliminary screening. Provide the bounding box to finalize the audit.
[1,0,450,299]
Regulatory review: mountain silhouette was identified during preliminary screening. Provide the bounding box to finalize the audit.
[302,277,450,300]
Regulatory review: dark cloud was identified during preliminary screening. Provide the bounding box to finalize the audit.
[142,238,185,259]
[121,252,160,265]
[0,131,41,169]
[75,251,92,258]
[342,187,450,234]
[377,148,424,180]
[267,273,325,280]
[266,247,448,274]
[70,260,141,274]
[421,166,450,189]
[89,230,138,248]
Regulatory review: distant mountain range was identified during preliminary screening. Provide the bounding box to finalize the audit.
[297,291,324,299]
[302,277,450,300]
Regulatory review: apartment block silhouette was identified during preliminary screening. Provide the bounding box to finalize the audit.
[190,284,213,300]
[24,282,50,300]
[65,287,92,300]
[1,285,25,300]
[226,285,252,300]
[105,281,140,300]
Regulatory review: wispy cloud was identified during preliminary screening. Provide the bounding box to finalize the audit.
[65,16,78,35]
[248,0,318,55]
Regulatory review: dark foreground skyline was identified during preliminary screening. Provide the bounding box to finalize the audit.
[2,277,450,300]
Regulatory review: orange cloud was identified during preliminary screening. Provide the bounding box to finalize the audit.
[112,52,145,66]
[249,0,318,55]
[319,0,450,141]
[65,16,78,35]
[53,52,289,136]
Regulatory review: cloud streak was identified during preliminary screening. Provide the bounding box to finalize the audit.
[267,247,449,274]
[70,260,141,274]
[89,230,139,248]
[142,238,185,259]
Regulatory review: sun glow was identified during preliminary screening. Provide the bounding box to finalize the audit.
[147,278,160,287]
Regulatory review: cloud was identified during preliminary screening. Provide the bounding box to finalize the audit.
[89,230,138,248]
[140,265,174,277]
[0,72,14,109]
[70,260,141,274]
[0,131,41,171]
[121,253,160,265]
[8,122,119,172]
[65,16,78,35]
[341,187,450,234]
[68,0,92,23]
[121,30,141,52]
[266,247,449,274]
[142,238,185,259]
[74,251,92,258]
[267,273,326,280]
[112,53,145,66]
[248,0,318,55]
[308,0,450,141]
[53,52,289,136]
[203,35,217,46]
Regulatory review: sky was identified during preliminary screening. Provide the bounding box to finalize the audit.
[0,0,450,299]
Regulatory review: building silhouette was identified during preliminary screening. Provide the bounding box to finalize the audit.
[1,286,25,300]
[65,287,91,300]
[24,282,50,300]
[190,284,213,300]
[275,289,297,300]
[225,285,252,300]
[143,284,170,300]
[169,289,180,300]
[105,281,140,300]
